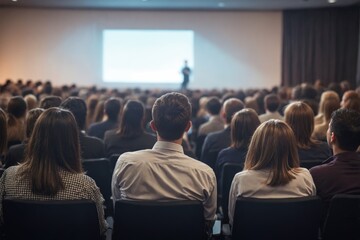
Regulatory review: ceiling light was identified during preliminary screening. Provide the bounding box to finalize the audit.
[218,2,225,7]
[328,0,336,3]
[12,0,17,2]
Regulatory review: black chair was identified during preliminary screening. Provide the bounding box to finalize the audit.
[322,194,360,240]
[300,159,324,169]
[109,154,120,174]
[2,199,101,240]
[231,196,322,240]
[112,200,205,240]
[82,158,113,217]
[219,163,243,223]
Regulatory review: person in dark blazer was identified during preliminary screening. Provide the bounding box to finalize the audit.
[104,100,156,158]
[4,108,44,168]
[88,97,122,139]
[201,98,244,170]
[60,97,105,160]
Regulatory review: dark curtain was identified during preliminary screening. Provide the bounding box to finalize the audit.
[282,7,360,87]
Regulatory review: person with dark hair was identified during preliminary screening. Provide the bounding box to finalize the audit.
[228,120,316,226]
[112,92,217,235]
[201,98,245,170]
[4,108,44,168]
[284,102,331,162]
[198,96,224,136]
[6,96,27,148]
[60,97,105,160]
[0,108,107,234]
[340,90,360,113]
[258,94,283,123]
[88,98,122,139]
[181,60,191,90]
[0,109,7,165]
[104,100,156,157]
[310,109,360,202]
[39,96,62,109]
[215,108,260,183]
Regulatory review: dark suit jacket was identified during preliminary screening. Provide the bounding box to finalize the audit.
[79,132,106,160]
[87,119,118,139]
[201,127,231,171]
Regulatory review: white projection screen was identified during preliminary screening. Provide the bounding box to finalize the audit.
[102,30,194,84]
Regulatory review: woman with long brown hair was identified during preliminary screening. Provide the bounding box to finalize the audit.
[228,120,316,226]
[0,108,107,234]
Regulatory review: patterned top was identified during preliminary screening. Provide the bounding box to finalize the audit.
[0,166,107,234]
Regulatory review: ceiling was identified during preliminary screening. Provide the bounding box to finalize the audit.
[0,0,359,11]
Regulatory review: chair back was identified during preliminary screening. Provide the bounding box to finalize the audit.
[232,196,322,240]
[220,163,243,223]
[2,199,101,240]
[112,200,205,240]
[300,159,324,169]
[82,158,112,216]
[109,154,120,173]
[322,194,360,240]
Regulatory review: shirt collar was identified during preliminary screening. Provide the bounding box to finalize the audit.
[152,141,184,154]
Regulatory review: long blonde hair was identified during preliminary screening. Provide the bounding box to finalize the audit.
[245,120,300,186]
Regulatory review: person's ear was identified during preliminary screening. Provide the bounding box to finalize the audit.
[150,120,157,132]
[330,132,336,144]
[184,121,192,132]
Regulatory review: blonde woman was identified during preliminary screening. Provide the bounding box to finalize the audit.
[228,120,316,226]
[315,91,340,125]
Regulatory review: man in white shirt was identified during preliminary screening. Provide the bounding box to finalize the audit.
[112,92,217,232]
[258,94,284,123]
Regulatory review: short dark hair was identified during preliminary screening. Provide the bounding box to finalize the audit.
[330,109,360,151]
[264,94,280,112]
[60,97,87,130]
[206,97,222,115]
[223,98,245,124]
[152,92,191,141]
[39,96,62,109]
[105,98,122,121]
[7,96,27,118]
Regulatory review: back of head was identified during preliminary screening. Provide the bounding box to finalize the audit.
[105,97,122,121]
[0,108,7,154]
[118,100,145,138]
[245,120,299,186]
[341,90,360,113]
[60,97,87,130]
[330,109,360,151]
[24,94,38,111]
[21,107,81,196]
[25,108,45,139]
[206,97,222,115]
[39,96,62,109]
[318,91,340,115]
[223,98,245,124]
[323,98,340,122]
[152,92,191,141]
[7,96,27,119]
[284,101,314,148]
[264,94,280,112]
[231,108,260,149]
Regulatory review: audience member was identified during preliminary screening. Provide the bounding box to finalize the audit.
[0,108,107,234]
[4,108,44,168]
[258,94,283,123]
[6,96,27,148]
[39,95,62,109]
[104,100,156,157]
[88,98,122,139]
[310,109,360,202]
[201,98,244,170]
[215,108,260,187]
[340,90,360,112]
[86,95,99,129]
[60,97,105,159]
[112,92,217,236]
[0,109,7,165]
[314,91,340,125]
[313,97,340,141]
[198,96,224,136]
[24,94,38,111]
[228,120,316,226]
[285,102,331,162]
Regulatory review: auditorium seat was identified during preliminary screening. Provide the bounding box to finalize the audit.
[230,196,322,240]
[112,200,205,240]
[2,199,102,240]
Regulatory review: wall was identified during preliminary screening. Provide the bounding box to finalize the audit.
[0,8,282,90]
